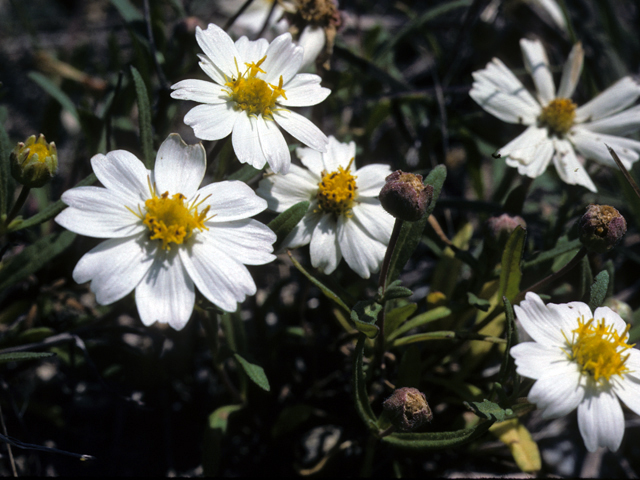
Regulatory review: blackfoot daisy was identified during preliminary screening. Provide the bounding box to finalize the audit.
[55,134,276,330]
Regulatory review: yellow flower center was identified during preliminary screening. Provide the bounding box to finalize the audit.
[26,143,53,162]
[539,98,577,136]
[316,159,357,216]
[225,56,287,119]
[142,191,210,250]
[564,317,634,383]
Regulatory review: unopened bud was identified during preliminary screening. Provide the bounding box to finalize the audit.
[602,298,633,324]
[382,387,432,432]
[379,171,433,222]
[11,134,58,188]
[484,214,526,251]
[578,205,626,254]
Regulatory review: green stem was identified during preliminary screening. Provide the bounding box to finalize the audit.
[5,186,31,228]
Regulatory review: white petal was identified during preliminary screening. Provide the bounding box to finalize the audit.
[234,36,269,64]
[200,219,276,265]
[624,348,640,373]
[281,209,321,249]
[297,146,325,175]
[180,239,256,312]
[557,42,584,99]
[196,24,241,78]
[577,387,624,452]
[197,54,227,86]
[351,202,393,244]
[261,33,303,84]
[612,368,640,417]
[355,164,392,196]
[322,136,355,172]
[579,104,640,136]
[170,79,228,104]
[135,251,195,330]
[338,215,386,278]
[257,116,291,174]
[527,366,584,419]
[57,187,144,238]
[510,342,569,380]
[500,127,555,178]
[298,25,326,71]
[520,38,555,105]
[552,138,597,192]
[232,114,268,169]
[593,306,628,334]
[274,109,328,152]
[256,165,318,212]
[73,235,153,305]
[514,292,573,347]
[469,58,540,125]
[198,180,268,222]
[533,0,568,31]
[184,103,240,141]
[154,134,206,198]
[575,77,640,122]
[91,151,149,202]
[310,214,341,274]
[569,128,639,169]
[278,74,331,107]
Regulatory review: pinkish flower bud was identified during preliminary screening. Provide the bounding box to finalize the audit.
[578,205,626,254]
[484,214,526,251]
[379,171,433,222]
[382,387,432,432]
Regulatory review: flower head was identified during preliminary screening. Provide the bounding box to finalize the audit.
[55,134,276,330]
[379,171,433,222]
[470,38,640,192]
[578,204,627,254]
[510,292,640,452]
[11,134,58,188]
[171,23,331,175]
[383,387,433,432]
[257,136,394,278]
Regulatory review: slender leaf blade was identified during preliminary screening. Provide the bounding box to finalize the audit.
[0,352,56,364]
[234,354,270,392]
[589,271,609,311]
[353,334,377,429]
[498,226,525,302]
[381,420,494,450]
[130,66,154,168]
[28,72,79,121]
[267,201,309,249]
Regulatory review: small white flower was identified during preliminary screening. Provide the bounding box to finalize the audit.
[171,23,331,175]
[510,292,640,452]
[257,136,394,278]
[470,38,640,192]
[55,134,276,330]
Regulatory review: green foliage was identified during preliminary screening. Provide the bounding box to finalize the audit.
[130,65,154,168]
[499,226,526,303]
[381,420,495,450]
[233,354,270,392]
[28,72,79,121]
[0,351,56,364]
[267,200,309,249]
[589,271,610,311]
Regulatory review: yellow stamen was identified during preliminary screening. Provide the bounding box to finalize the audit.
[316,158,357,217]
[539,98,577,136]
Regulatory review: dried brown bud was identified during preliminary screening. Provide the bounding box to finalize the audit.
[379,171,433,222]
[578,205,627,254]
[484,214,526,251]
[382,387,432,432]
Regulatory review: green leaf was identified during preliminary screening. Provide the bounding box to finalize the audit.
[208,404,243,431]
[522,238,581,269]
[386,306,451,342]
[353,334,377,429]
[0,231,76,291]
[498,297,515,385]
[381,420,494,450]
[110,0,144,22]
[395,345,421,388]
[0,115,13,216]
[9,173,97,232]
[28,72,79,121]
[384,303,418,339]
[203,404,243,477]
[130,66,154,168]
[267,201,309,249]
[16,327,55,344]
[287,251,350,313]
[0,351,56,364]
[379,282,414,302]
[386,165,447,285]
[589,270,609,311]
[233,354,270,392]
[467,292,491,312]
[271,404,317,438]
[350,300,382,339]
[227,164,261,182]
[498,226,525,302]
[466,399,513,422]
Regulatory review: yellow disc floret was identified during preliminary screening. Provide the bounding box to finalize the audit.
[564,317,634,383]
[539,98,577,136]
[142,191,210,250]
[225,55,287,119]
[316,159,358,216]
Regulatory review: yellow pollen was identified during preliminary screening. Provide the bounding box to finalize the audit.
[224,55,287,119]
[539,98,577,135]
[563,317,634,383]
[316,158,358,216]
[142,191,210,250]
[26,143,52,162]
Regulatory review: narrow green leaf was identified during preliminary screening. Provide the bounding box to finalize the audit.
[522,238,582,269]
[351,300,382,339]
[384,303,418,339]
[380,284,414,302]
[386,306,451,342]
[381,420,494,450]
[578,254,593,301]
[498,226,526,302]
[208,404,243,431]
[16,327,55,344]
[0,351,56,364]
[0,112,12,216]
[0,231,76,291]
[353,334,377,429]
[130,66,154,168]
[28,72,79,121]
[110,0,144,22]
[498,297,515,385]
[203,404,243,476]
[287,251,350,313]
[466,399,513,422]
[467,292,491,312]
[271,404,317,438]
[9,173,97,232]
[589,271,609,311]
[227,164,261,182]
[233,354,270,392]
[391,330,506,348]
[387,165,447,285]
[267,201,309,249]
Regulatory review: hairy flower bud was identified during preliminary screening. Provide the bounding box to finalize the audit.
[484,214,526,251]
[603,298,633,324]
[578,205,626,254]
[379,171,433,222]
[382,387,432,432]
[11,134,58,188]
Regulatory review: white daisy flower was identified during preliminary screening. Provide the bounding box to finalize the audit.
[510,292,640,452]
[470,38,640,192]
[171,23,331,175]
[55,134,276,330]
[257,136,394,278]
